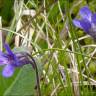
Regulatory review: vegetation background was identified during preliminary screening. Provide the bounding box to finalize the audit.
[0,0,96,96]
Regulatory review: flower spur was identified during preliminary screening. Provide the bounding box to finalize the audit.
[73,6,96,40]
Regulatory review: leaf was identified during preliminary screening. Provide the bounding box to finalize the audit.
[4,64,37,96]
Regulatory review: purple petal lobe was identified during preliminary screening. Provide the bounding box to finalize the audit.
[2,65,14,77]
[79,19,91,32]
[0,55,8,65]
[73,19,82,28]
[92,13,96,24]
[0,60,7,65]
[79,6,92,21]
[4,43,18,65]
[4,43,14,57]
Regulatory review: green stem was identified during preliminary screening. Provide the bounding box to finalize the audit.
[28,54,41,96]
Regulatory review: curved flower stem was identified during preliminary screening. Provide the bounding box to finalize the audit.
[27,53,41,96]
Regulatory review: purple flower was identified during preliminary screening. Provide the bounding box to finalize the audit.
[0,43,33,78]
[73,6,96,39]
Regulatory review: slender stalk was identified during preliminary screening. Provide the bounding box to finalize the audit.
[27,53,41,96]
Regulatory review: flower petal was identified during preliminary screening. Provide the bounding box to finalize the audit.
[92,13,96,24]
[0,59,7,65]
[4,43,14,57]
[79,19,91,32]
[79,6,92,21]
[2,65,14,77]
[4,43,19,65]
[73,19,82,28]
[0,53,8,65]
